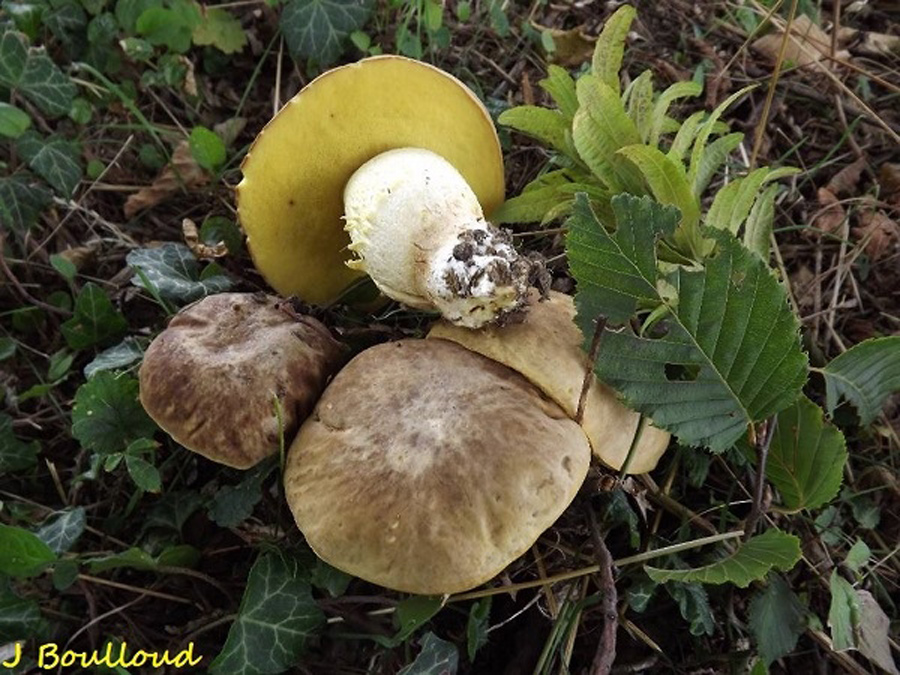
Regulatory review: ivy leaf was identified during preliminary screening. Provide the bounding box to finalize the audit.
[749,575,807,665]
[280,0,374,67]
[16,132,83,197]
[665,581,714,637]
[757,396,847,512]
[821,336,900,426]
[207,458,277,528]
[466,598,491,661]
[0,413,39,472]
[35,507,86,555]
[0,524,57,578]
[71,371,157,455]
[84,337,145,378]
[645,529,802,588]
[0,31,77,117]
[127,242,232,303]
[0,171,52,232]
[828,570,860,651]
[210,552,325,674]
[567,194,808,452]
[60,281,128,350]
[0,102,31,138]
[192,7,247,54]
[399,633,459,675]
[0,585,44,642]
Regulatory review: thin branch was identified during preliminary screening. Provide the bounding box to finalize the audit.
[587,505,617,675]
[576,315,608,425]
[743,416,778,541]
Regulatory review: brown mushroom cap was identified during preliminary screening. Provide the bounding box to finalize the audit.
[139,293,344,469]
[283,339,591,594]
[428,291,670,473]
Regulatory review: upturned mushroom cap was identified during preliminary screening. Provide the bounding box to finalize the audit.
[237,55,505,306]
[139,293,344,469]
[284,339,591,595]
[428,291,670,473]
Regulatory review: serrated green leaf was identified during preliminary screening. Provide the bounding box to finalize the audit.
[498,105,570,155]
[743,183,779,260]
[693,132,743,197]
[399,633,459,675]
[625,70,654,143]
[828,570,859,651]
[645,530,801,588]
[667,110,706,165]
[127,242,233,303]
[60,281,128,349]
[687,85,754,189]
[0,585,44,641]
[71,371,157,455]
[666,581,714,636]
[16,132,83,198]
[210,553,325,674]
[35,507,86,555]
[760,396,847,512]
[591,4,634,95]
[0,172,52,231]
[84,337,145,378]
[820,337,900,426]
[650,80,702,146]
[0,102,31,138]
[0,413,39,472]
[189,125,225,170]
[207,457,277,528]
[280,0,374,66]
[567,194,808,451]
[466,597,491,661]
[749,575,806,665]
[705,167,779,237]
[539,64,578,121]
[192,7,246,53]
[0,524,57,578]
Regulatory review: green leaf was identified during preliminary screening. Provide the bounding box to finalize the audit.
[45,1,87,56]
[821,336,900,426]
[539,64,578,121]
[35,507,86,555]
[0,413,39,472]
[50,252,78,281]
[127,242,233,303]
[591,4,634,95]
[115,0,156,32]
[844,540,870,573]
[687,85,754,189]
[743,183,779,260]
[498,105,570,155]
[666,582,714,636]
[0,524,57,578]
[567,194,808,451]
[60,281,128,349]
[487,0,508,37]
[645,529,802,588]
[650,80,702,146]
[87,544,200,572]
[0,172,52,231]
[310,559,352,598]
[125,453,161,492]
[15,132,83,198]
[399,633,459,675]
[201,215,243,254]
[189,125,226,171]
[394,595,443,644]
[0,102,31,138]
[625,70,654,143]
[705,168,797,237]
[760,396,847,512]
[0,32,77,117]
[692,132,743,197]
[136,0,200,52]
[192,7,247,53]
[210,552,325,674]
[0,585,44,641]
[667,110,706,165]
[71,371,157,455]
[492,170,584,225]
[828,570,859,651]
[749,575,806,665]
[466,597,491,661]
[280,0,374,66]
[53,558,80,590]
[0,337,16,361]
[207,457,277,528]
[84,337,145,378]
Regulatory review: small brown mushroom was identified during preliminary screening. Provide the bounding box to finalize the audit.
[139,293,344,469]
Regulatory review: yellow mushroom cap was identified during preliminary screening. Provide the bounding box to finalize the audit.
[284,339,591,594]
[139,293,345,469]
[428,291,671,473]
[237,55,505,306]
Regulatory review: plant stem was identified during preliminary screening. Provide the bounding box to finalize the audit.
[576,315,608,425]
[743,416,778,541]
[587,505,617,675]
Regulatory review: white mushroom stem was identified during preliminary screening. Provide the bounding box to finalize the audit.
[343,148,540,328]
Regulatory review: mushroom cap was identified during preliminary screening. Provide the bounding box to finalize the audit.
[237,55,505,306]
[139,293,344,469]
[428,291,670,473]
[283,339,591,594]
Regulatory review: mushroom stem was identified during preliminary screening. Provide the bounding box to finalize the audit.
[344,147,540,328]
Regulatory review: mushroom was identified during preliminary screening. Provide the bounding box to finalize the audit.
[139,293,344,469]
[283,339,591,595]
[428,291,671,474]
[237,55,541,327]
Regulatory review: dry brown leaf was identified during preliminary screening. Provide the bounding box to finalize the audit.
[182,218,227,259]
[214,117,247,148]
[813,187,846,235]
[827,156,867,196]
[790,264,816,310]
[753,15,850,66]
[853,208,900,259]
[534,24,596,67]
[180,56,197,97]
[878,163,900,201]
[124,141,209,219]
[56,243,100,271]
[838,27,900,58]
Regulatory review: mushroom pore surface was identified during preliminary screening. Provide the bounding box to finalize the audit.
[283,339,591,594]
[139,293,344,469]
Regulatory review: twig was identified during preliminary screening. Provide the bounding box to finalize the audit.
[743,417,777,541]
[576,316,608,425]
[0,234,71,316]
[587,505,617,675]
